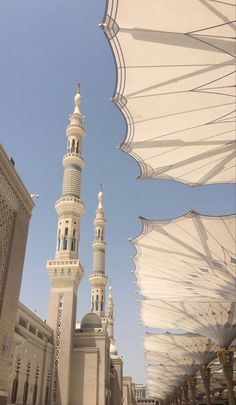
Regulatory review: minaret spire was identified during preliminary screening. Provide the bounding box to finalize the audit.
[89,187,108,319]
[98,183,103,208]
[47,85,85,405]
[73,83,81,114]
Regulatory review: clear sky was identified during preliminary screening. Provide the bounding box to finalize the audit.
[0,0,235,383]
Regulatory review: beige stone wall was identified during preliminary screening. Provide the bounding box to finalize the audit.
[47,279,80,405]
[71,329,110,405]
[110,357,123,405]
[123,377,136,405]
[7,303,53,405]
[0,146,34,405]
[70,347,98,405]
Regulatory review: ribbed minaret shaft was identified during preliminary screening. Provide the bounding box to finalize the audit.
[107,286,114,340]
[107,285,118,357]
[55,86,85,261]
[47,86,85,405]
[89,188,108,318]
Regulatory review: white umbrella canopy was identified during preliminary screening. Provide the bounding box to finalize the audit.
[147,366,186,389]
[102,0,236,185]
[147,379,179,400]
[148,359,201,382]
[148,377,178,392]
[132,212,236,301]
[141,300,236,348]
[145,333,218,366]
[145,350,197,366]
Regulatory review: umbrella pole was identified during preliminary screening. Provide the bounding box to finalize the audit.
[218,349,235,405]
[182,383,189,405]
[179,388,183,405]
[189,377,196,405]
[200,366,211,405]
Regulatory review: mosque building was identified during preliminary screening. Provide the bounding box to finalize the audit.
[0,87,136,405]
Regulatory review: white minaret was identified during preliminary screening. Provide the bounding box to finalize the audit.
[89,186,108,319]
[47,85,85,405]
[107,285,118,357]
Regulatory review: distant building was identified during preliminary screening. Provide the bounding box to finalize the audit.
[123,377,136,405]
[135,384,159,405]
[0,145,34,405]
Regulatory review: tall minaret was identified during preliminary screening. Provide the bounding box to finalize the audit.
[107,285,118,356]
[47,85,85,405]
[89,187,108,319]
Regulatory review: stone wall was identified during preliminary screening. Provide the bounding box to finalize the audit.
[7,303,53,405]
[0,146,34,405]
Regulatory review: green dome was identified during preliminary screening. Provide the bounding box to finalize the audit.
[81,312,102,329]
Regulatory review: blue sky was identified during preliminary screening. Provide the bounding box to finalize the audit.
[0,0,235,383]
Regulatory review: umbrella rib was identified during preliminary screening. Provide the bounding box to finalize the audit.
[198,0,233,25]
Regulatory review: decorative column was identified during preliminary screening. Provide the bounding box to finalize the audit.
[89,187,108,321]
[218,349,235,405]
[47,85,85,405]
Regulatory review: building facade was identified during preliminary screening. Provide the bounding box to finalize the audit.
[7,303,53,405]
[123,377,136,405]
[134,384,159,405]
[0,146,34,405]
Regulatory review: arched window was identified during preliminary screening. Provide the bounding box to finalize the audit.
[76,141,79,153]
[71,139,75,152]
[63,239,67,250]
[95,295,99,311]
[11,379,18,404]
[67,140,70,153]
[32,383,38,405]
[63,227,68,250]
[11,356,21,403]
[23,381,29,404]
[45,386,49,405]
[71,229,76,251]
[57,229,61,251]
[98,228,101,239]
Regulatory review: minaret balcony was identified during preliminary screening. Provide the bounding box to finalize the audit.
[93,217,106,226]
[55,196,85,216]
[47,258,84,286]
[89,273,108,286]
[63,153,84,169]
[66,124,84,138]
[92,240,106,249]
